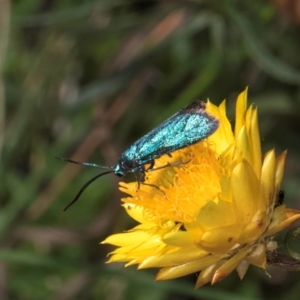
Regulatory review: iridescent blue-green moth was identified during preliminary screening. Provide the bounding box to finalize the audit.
[57,101,219,210]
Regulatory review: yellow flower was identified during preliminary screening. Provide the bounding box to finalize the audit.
[102,89,300,288]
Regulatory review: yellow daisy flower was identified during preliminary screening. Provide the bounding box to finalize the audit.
[102,89,300,288]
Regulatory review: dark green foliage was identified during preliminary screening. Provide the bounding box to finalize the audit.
[1,0,300,299]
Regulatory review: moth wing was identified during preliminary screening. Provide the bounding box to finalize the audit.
[133,102,219,163]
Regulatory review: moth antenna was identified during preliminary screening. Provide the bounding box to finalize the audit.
[55,157,111,169]
[63,170,113,211]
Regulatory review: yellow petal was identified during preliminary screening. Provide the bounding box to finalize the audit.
[247,108,262,179]
[264,207,300,237]
[195,262,223,288]
[198,224,243,253]
[238,211,268,244]
[206,100,234,154]
[231,160,260,223]
[236,260,249,280]
[260,150,276,209]
[156,255,220,280]
[139,247,209,268]
[212,247,249,284]
[197,199,236,230]
[235,88,248,137]
[236,126,252,165]
[102,231,150,247]
[123,203,152,224]
[245,243,266,268]
[275,150,287,189]
[162,231,195,247]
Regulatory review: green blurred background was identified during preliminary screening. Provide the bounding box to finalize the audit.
[1,0,300,299]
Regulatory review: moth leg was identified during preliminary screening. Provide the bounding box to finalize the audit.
[145,160,155,171]
[141,182,166,196]
[147,158,192,173]
[135,165,166,196]
[136,165,147,188]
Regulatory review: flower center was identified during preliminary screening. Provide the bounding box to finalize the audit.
[121,141,222,224]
